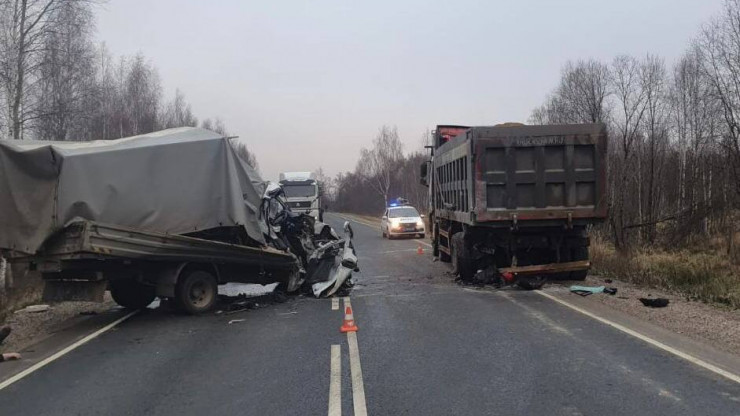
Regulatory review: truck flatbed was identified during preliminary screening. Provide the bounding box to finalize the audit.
[19,220,296,270]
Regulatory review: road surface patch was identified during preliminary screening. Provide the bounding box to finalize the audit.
[535,290,740,385]
[413,239,433,248]
[0,310,138,391]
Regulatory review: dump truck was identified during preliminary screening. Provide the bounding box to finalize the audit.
[0,128,305,313]
[420,123,607,287]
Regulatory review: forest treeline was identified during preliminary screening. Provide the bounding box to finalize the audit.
[0,0,257,168]
[332,0,740,259]
[530,0,740,252]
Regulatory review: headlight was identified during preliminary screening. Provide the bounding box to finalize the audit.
[390,219,401,228]
[416,220,424,227]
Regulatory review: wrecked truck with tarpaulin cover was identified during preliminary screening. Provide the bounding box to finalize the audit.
[0,127,356,313]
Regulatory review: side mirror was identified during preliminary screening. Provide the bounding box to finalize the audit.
[420,161,430,187]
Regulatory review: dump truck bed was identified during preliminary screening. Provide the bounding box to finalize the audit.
[433,123,607,227]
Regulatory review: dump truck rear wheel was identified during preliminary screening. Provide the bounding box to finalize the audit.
[451,233,475,281]
[110,280,156,310]
[176,270,218,314]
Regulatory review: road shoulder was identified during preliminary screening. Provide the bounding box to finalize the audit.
[0,307,133,387]
[539,284,740,383]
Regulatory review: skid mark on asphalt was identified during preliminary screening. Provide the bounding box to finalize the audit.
[328,345,342,416]
[413,239,433,248]
[617,364,683,403]
[495,291,573,335]
[497,290,690,403]
[378,249,418,254]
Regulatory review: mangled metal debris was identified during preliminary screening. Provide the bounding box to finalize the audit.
[260,184,358,298]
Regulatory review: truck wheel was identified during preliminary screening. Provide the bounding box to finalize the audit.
[110,280,156,310]
[451,233,475,281]
[176,270,218,314]
[569,246,589,281]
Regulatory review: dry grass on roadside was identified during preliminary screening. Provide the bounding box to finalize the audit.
[591,237,740,309]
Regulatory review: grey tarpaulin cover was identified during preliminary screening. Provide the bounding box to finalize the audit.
[0,127,266,254]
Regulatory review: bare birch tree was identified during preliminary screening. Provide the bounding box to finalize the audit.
[610,55,648,249]
[360,125,403,207]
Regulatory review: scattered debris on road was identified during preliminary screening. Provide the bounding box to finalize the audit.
[580,275,740,355]
[15,305,51,313]
[570,285,618,296]
[0,352,21,362]
[639,298,670,308]
[0,326,10,344]
[227,319,245,324]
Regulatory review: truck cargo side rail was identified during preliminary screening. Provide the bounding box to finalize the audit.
[26,221,297,269]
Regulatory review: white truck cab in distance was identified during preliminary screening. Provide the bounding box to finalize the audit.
[279,171,323,221]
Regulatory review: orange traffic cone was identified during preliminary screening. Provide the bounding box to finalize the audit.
[417,244,424,255]
[340,306,358,333]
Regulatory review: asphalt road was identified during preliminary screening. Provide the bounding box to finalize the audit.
[1,213,739,415]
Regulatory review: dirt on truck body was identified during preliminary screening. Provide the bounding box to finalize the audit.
[421,123,608,288]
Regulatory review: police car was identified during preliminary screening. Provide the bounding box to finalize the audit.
[381,200,425,239]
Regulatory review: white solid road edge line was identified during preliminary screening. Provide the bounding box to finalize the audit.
[535,290,740,385]
[0,310,139,391]
[328,345,342,416]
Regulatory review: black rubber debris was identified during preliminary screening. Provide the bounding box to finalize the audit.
[639,298,669,308]
[0,326,10,345]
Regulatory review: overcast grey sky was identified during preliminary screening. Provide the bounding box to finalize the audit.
[96,0,722,181]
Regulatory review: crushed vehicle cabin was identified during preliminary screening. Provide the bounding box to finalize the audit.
[0,128,356,314]
[421,123,607,289]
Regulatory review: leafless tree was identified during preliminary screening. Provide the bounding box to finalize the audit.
[161,88,197,129]
[232,140,259,171]
[639,55,669,242]
[529,59,610,125]
[359,125,403,207]
[0,0,79,140]
[695,0,740,198]
[609,55,648,249]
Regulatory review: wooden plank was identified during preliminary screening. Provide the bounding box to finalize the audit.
[500,260,590,276]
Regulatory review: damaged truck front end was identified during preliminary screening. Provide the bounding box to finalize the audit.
[261,184,358,298]
[0,128,357,314]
